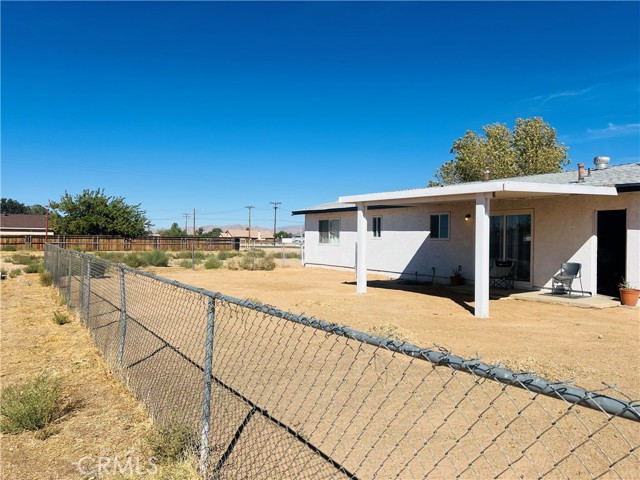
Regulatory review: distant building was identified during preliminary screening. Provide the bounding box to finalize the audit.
[0,214,50,236]
[221,229,275,242]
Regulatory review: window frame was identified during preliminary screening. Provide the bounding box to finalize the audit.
[318,218,341,245]
[429,212,450,240]
[372,216,382,238]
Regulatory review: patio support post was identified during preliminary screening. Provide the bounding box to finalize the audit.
[356,203,368,294]
[474,193,491,318]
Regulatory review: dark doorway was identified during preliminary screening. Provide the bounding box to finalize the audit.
[597,210,626,296]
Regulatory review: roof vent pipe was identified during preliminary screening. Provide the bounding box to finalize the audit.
[578,163,585,182]
[594,156,610,170]
[483,170,491,181]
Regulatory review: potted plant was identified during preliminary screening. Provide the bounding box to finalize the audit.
[618,279,640,307]
[450,265,464,286]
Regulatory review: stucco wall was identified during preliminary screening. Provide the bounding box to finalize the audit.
[302,191,639,291]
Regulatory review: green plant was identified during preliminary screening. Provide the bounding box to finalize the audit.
[203,256,222,270]
[144,250,170,267]
[618,278,635,290]
[52,311,70,325]
[146,418,199,464]
[95,251,126,263]
[39,271,53,286]
[218,250,241,260]
[9,254,38,265]
[8,269,22,278]
[244,249,266,258]
[0,374,64,433]
[178,259,193,269]
[1,245,17,251]
[123,252,147,268]
[174,251,206,261]
[24,262,44,274]
[259,256,276,271]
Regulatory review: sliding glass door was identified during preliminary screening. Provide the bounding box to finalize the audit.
[490,213,532,285]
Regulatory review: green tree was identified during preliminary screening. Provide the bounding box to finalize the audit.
[196,227,222,237]
[275,231,293,239]
[29,205,47,215]
[159,223,186,237]
[48,189,151,237]
[1,198,29,214]
[432,117,569,185]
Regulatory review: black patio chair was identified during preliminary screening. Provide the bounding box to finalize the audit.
[489,260,515,289]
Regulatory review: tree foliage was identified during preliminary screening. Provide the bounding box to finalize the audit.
[158,223,187,237]
[1,198,47,215]
[276,231,293,239]
[196,227,222,237]
[48,189,151,237]
[432,118,570,186]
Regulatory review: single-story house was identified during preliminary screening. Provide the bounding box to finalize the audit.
[0,213,49,236]
[292,158,640,317]
[220,229,275,242]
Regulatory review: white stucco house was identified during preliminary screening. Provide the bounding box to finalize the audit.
[292,159,640,317]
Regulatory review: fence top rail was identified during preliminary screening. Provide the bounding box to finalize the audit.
[46,244,640,423]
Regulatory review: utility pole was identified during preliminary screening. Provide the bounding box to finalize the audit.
[183,213,191,235]
[244,205,255,246]
[193,208,196,237]
[270,202,281,245]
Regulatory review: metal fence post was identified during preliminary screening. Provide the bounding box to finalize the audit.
[67,254,72,306]
[79,257,85,314]
[199,297,216,476]
[117,267,128,368]
[84,257,91,325]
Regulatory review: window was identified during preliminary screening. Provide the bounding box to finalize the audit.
[430,213,449,240]
[372,216,382,238]
[319,219,340,244]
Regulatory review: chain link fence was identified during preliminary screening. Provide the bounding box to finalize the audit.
[44,244,639,479]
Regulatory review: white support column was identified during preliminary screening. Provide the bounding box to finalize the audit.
[356,203,368,294]
[474,194,491,318]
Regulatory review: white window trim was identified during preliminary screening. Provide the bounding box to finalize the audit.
[318,218,341,246]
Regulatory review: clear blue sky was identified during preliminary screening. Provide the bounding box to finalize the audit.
[2,1,639,230]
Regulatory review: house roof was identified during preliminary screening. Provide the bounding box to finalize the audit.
[293,163,638,214]
[0,214,47,230]
[222,229,274,239]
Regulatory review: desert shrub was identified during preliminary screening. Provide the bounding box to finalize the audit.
[147,418,199,464]
[204,256,222,269]
[285,251,302,259]
[123,253,147,268]
[178,259,193,269]
[39,271,53,286]
[1,245,17,251]
[0,374,63,433]
[226,258,240,270]
[244,249,266,258]
[95,251,126,263]
[9,269,22,278]
[238,255,275,271]
[9,254,38,265]
[144,250,169,267]
[52,311,70,325]
[173,251,206,261]
[217,250,241,260]
[24,262,44,274]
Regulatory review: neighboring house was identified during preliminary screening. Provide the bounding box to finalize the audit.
[293,159,640,317]
[221,229,275,242]
[0,214,49,236]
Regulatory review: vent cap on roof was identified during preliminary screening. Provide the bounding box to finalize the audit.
[594,156,610,170]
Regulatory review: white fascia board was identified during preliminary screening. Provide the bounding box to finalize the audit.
[339,182,502,204]
[501,182,618,196]
[339,181,618,204]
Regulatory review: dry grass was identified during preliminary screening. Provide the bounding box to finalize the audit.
[0,271,200,479]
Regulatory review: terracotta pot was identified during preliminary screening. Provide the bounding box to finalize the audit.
[619,288,640,307]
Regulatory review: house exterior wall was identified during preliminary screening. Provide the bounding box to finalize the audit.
[302,191,639,292]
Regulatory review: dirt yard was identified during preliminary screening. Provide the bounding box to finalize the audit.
[147,263,640,398]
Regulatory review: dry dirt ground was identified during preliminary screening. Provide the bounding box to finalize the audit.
[147,263,640,398]
[0,272,198,480]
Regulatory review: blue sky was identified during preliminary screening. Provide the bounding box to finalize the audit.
[2,1,639,230]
